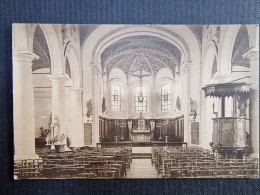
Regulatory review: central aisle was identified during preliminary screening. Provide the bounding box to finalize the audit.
[126,147,159,178]
[126,159,158,178]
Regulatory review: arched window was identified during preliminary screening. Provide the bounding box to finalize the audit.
[135,86,147,112]
[111,84,121,111]
[161,83,171,111]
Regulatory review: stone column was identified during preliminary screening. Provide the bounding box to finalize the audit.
[13,51,39,160]
[244,49,259,157]
[102,73,108,115]
[69,87,84,147]
[49,75,66,144]
[64,88,71,145]
[181,63,191,145]
[92,65,101,146]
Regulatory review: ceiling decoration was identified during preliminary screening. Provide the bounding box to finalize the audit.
[32,25,51,72]
[101,35,182,78]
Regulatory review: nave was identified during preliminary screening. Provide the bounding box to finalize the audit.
[13,24,259,179]
[14,145,258,179]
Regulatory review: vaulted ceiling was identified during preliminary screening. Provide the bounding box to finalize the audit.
[101,35,182,78]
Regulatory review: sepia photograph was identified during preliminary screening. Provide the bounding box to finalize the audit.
[13,24,259,179]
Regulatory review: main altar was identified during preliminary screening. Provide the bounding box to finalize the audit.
[129,115,155,142]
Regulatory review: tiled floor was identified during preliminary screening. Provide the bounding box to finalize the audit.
[131,146,152,153]
[126,158,159,178]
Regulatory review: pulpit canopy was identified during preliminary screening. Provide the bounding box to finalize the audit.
[202,82,250,98]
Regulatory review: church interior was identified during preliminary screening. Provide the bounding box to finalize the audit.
[13,24,259,179]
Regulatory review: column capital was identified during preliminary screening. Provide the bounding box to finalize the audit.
[69,87,83,94]
[48,75,67,83]
[181,62,191,75]
[13,50,39,62]
[91,63,102,75]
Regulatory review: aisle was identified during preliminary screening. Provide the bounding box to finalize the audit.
[126,158,159,178]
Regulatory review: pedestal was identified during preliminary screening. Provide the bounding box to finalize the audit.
[165,136,169,143]
[55,144,65,153]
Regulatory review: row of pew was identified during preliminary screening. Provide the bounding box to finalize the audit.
[152,146,259,178]
[14,147,132,179]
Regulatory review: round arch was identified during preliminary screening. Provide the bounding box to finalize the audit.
[81,25,201,146]
[31,24,64,76]
[202,41,217,86]
[65,43,81,88]
[219,25,255,75]
[81,25,200,71]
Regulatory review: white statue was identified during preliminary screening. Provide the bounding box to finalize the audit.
[128,120,132,131]
[150,120,155,132]
[46,133,51,145]
[52,115,60,138]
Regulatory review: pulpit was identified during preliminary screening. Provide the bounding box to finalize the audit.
[211,117,246,158]
[202,82,250,158]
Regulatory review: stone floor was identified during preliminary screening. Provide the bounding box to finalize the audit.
[126,158,159,178]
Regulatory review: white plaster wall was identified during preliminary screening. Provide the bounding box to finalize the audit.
[34,97,52,138]
[83,66,93,123]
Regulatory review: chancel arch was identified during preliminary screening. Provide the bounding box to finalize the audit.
[82,25,201,145]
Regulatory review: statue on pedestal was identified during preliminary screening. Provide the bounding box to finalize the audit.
[86,99,93,118]
[128,120,132,131]
[176,96,181,111]
[52,115,60,138]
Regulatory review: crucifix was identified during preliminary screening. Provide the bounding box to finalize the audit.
[132,65,149,103]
